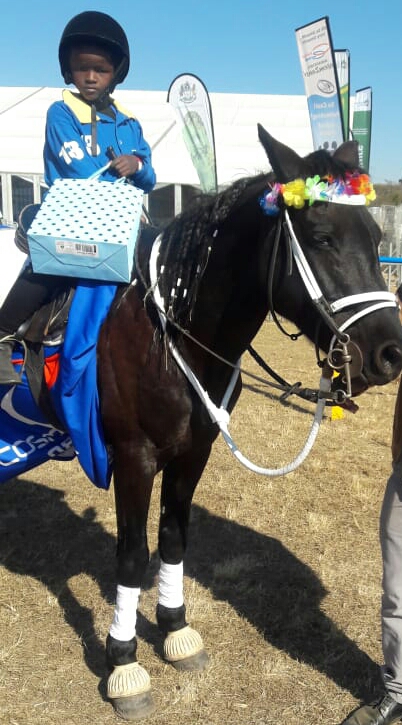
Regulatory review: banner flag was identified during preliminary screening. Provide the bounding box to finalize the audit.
[335,49,350,141]
[295,17,345,151]
[167,73,218,193]
[352,86,372,172]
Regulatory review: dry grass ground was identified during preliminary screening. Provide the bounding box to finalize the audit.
[0,321,398,725]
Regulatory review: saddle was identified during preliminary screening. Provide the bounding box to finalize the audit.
[14,204,75,428]
[15,205,75,341]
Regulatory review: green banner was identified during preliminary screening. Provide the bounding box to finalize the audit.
[352,87,372,172]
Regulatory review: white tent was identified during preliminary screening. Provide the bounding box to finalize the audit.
[0,86,313,187]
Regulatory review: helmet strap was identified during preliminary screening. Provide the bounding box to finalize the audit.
[91,103,98,156]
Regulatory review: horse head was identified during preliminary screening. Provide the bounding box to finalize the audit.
[257,124,402,398]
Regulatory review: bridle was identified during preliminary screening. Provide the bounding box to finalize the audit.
[274,208,397,401]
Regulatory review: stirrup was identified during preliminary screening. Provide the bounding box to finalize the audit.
[0,340,22,386]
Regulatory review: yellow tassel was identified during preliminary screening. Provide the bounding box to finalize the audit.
[331,371,344,420]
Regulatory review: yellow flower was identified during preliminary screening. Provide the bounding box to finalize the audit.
[282,179,306,209]
[365,186,376,204]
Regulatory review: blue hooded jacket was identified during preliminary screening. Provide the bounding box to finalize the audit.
[43,90,156,488]
[44,90,156,191]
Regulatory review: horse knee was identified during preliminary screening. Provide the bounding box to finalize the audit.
[159,522,186,562]
[117,537,149,587]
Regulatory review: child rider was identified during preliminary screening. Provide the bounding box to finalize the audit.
[0,10,156,385]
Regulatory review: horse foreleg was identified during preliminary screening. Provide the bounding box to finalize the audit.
[106,453,155,721]
[156,448,211,671]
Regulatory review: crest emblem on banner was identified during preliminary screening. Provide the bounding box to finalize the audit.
[179,82,197,104]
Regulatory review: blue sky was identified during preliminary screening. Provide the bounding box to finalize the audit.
[2,0,402,183]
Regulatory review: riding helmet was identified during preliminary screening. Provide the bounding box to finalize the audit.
[58,11,130,86]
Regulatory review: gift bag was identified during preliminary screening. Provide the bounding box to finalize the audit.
[27,166,144,283]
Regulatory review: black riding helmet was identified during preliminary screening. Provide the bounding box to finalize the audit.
[58,11,130,89]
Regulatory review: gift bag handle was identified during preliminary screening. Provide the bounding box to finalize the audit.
[88,162,111,180]
[88,162,126,184]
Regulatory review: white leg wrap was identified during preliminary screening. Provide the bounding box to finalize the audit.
[158,560,184,608]
[109,585,140,641]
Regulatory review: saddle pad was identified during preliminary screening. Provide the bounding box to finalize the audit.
[0,349,75,483]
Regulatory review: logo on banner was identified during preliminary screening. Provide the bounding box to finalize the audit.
[304,42,329,61]
[317,79,335,94]
[179,82,197,104]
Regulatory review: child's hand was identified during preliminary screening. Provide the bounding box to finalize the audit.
[110,155,142,178]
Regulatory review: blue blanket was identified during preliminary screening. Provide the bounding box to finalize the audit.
[52,281,117,489]
[0,281,117,489]
[0,351,75,482]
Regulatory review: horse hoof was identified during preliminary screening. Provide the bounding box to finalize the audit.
[170,648,209,671]
[111,692,155,721]
[164,625,209,671]
[108,662,154,721]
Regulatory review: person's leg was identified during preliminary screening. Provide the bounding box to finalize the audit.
[0,266,58,385]
[380,459,402,701]
[340,462,402,724]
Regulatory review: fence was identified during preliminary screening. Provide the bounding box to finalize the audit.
[370,205,402,290]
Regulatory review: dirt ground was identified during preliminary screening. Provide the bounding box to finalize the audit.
[0,322,398,725]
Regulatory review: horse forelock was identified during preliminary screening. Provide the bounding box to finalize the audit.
[301,148,363,179]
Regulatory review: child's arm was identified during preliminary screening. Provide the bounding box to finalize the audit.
[43,102,102,185]
[116,119,156,193]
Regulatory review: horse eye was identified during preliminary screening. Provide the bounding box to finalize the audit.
[314,234,332,247]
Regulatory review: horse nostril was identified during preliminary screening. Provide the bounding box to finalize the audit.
[375,342,402,377]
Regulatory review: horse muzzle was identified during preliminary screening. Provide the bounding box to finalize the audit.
[330,338,402,399]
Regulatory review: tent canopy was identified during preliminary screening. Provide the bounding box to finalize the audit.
[0,86,313,187]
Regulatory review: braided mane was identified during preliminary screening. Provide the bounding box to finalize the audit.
[156,173,268,326]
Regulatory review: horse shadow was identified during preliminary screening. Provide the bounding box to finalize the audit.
[0,477,119,686]
[181,504,381,701]
[0,480,380,703]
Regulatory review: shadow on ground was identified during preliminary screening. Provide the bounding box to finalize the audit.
[0,480,380,703]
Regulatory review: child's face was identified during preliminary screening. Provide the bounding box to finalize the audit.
[69,44,115,102]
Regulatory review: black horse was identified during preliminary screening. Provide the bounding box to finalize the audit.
[90,126,402,719]
[92,126,402,719]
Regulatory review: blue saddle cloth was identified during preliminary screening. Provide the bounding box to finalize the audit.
[0,281,117,489]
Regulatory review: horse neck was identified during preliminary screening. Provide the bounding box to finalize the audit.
[182,213,276,371]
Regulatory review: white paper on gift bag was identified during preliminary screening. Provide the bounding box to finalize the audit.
[27,175,144,283]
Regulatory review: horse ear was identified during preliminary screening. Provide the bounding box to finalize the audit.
[332,140,360,169]
[257,123,304,181]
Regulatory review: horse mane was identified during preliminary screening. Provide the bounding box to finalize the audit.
[154,146,361,327]
[156,173,268,325]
